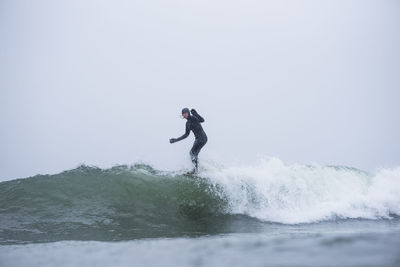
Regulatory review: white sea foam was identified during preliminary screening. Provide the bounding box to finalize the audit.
[200,158,400,224]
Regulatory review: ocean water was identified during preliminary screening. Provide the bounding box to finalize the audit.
[1,159,400,266]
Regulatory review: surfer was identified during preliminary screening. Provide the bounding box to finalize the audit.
[170,108,208,173]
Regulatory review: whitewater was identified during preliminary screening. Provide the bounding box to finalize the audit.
[201,158,400,224]
[1,158,400,266]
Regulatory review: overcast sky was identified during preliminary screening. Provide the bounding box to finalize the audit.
[1,0,399,181]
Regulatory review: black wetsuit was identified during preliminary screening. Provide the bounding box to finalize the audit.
[174,110,207,170]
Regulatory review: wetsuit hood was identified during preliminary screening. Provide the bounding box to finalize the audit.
[181,108,190,119]
[181,108,190,115]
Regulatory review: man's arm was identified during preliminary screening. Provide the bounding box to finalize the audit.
[191,109,205,123]
[170,121,190,143]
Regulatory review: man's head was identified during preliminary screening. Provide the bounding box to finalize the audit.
[181,108,190,119]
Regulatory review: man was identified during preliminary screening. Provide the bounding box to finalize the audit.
[170,108,208,173]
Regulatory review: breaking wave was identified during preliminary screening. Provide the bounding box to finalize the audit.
[1,158,399,244]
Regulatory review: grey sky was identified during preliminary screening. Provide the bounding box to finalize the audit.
[1,0,399,181]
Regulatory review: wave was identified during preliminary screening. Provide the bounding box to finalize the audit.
[200,158,400,224]
[0,159,399,244]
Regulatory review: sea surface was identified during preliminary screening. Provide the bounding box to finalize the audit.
[1,159,399,266]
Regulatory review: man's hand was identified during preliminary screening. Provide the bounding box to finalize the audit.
[169,138,176,144]
[190,109,197,114]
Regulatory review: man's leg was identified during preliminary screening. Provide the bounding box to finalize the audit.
[190,139,206,171]
[189,150,198,170]
[190,142,200,170]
